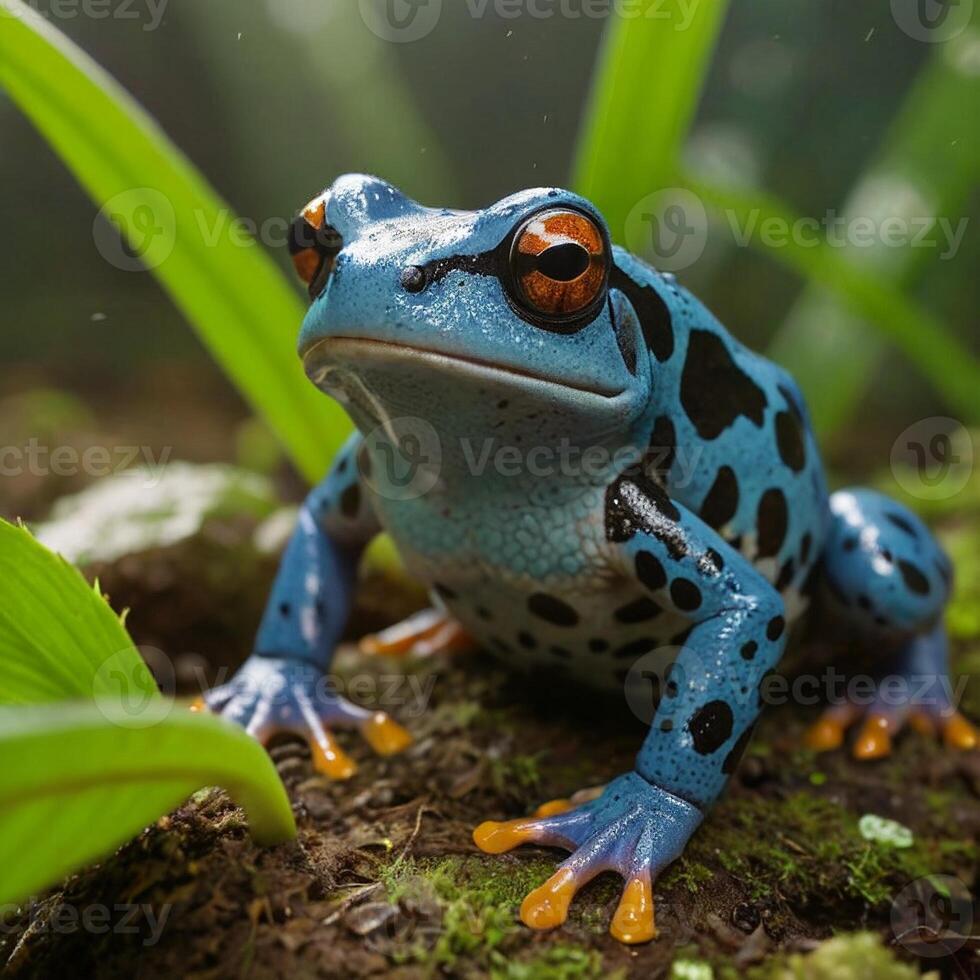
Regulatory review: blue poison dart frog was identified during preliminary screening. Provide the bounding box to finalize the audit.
[201,175,976,944]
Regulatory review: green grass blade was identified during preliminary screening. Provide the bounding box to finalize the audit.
[768,29,980,434]
[572,0,729,234]
[0,520,152,706]
[0,703,296,904]
[682,177,980,424]
[0,0,349,482]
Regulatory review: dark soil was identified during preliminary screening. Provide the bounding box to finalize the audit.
[1,550,977,978]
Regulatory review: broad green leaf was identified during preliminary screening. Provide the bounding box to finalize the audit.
[0,0,349,482]
[0,520,150,706]
[682,178,980,425]
[769,28,980,435]
[0,703,296,905]
[572,0,729,235]
[0,520,296,902]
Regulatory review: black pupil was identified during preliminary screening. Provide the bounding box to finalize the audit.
[535,242,590,282]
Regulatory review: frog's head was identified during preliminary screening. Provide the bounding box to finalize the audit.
[291,174,650,450]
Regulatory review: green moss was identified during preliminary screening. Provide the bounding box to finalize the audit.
[376,854,566,969]
[490,944,616,980]
[684,792,934,908]
[661,859,715,894]
[489,752,545,792]
[743,932,931,979]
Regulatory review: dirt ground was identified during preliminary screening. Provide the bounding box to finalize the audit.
[1,526,977,979]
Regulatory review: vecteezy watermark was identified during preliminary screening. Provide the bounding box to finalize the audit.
[891,875,974,959]
[358,0,443,42]
[93,188,176,272]
[622,647,970,726]
[891,0,974,42]
[0,0,168,31]
[725,209,969,260]
[625,188,709,273]
[890,417,974,502]
[357,0,701,42]
[92,644,437,729]
[0,441,171,486]
[354,422,704,502]
[359,417,444,501]
[624,190,969,271]
[0,898,172,945]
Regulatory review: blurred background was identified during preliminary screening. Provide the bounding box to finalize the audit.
[1,0,977,521]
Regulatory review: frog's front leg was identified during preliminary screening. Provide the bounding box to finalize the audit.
[200,434,411,776]
[474,473,786,943]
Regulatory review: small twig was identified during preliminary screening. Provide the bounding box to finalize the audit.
[393,804,428,869]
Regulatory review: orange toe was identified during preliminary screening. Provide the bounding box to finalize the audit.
[610,875,657,944]
[310,732,357,779]
[189,696,207,713]
[359,608,445,657]
[472,818,534,854]
[361,712,413,756]
[804,717,845,752]
[853,714,893,760]
[534,798,573,818]
[412,621,476,656]
[942,712,978,751]
[520,868,578,931]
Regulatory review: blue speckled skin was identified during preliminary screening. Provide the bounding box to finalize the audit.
[207,174,959,938]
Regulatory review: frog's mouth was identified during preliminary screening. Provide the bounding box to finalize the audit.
[301,336,628,401]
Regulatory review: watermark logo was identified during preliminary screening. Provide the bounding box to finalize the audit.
[891,875,973,958]
[0,898,172,945]
[891,0,973,42]
[625,188,708,272]
[358,0,442,42]
[360,416,443,501]
[890,417,973,501]
[93,188,175,272]
[0,0,167,30]
[93,645,174,728]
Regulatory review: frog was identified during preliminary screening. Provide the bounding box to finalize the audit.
[202,174,976,944]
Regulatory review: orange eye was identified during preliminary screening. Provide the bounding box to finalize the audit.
[510,209,607,318]
[288,194,343,300]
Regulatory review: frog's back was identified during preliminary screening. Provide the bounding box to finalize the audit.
[617,250,830,614]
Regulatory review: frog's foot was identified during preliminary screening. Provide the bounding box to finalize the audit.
[202,656,412,778]
[473,773,703,944]
[359,607,476,658]
[805,702,977,760]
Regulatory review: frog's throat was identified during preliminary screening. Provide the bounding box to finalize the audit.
[301,335,628,401]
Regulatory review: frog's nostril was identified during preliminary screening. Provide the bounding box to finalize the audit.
[400,265,427,294]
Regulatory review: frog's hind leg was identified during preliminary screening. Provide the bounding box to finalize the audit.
[359,607,476,657]
[804,488,976,759]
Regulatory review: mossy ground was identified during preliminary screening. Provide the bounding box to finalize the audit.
[1,477,978,977]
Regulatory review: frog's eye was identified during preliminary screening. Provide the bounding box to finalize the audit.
[288,195,343,300]
[510,209,607,318]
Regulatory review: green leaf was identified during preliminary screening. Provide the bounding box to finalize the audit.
[681,177,980,426]
[768,30,980,434]
[0,703,296,905]
[0,0,349,482]
[0,519,296,903]
[572,0,729,235]
[0,519,149,706]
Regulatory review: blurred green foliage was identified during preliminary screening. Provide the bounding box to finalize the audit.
[0,0,977,476]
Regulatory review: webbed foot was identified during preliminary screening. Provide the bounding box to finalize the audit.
[200,656,412,778]
[473,772,702,944]
[805,702,977,760]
